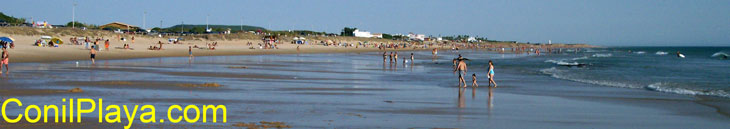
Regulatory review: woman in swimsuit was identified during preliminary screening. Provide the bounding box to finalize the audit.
[1,47,8,74]
[488,60,497,87]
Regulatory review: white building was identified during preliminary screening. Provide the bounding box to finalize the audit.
[371,33,383,38]
[408,33,425,41]
[467,37,477,42]
[353,29,373,38]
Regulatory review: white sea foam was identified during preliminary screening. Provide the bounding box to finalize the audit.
[591,53,612,57]
[711,52,728,57]
[545,60,579,66]
[646,83,730,98]
[541,68,730,98]
[539,67,638,88]
[633,51,646,54]
[655,51,668,55]
[571,56,589,60]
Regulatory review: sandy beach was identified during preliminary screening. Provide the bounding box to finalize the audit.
[0,27,727,129]
[0,49,728,129]
[0,27,593,63]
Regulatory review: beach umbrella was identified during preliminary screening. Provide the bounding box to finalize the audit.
[0,37,14,43]
[51,37,64,44]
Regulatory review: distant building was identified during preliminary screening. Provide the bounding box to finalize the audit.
[353,29,373,38]
[408,33,425,41]
[99,22,140,30]
[371,33,383,38]
[467,37,477,42]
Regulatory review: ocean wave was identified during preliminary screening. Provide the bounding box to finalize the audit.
[540,68,730,98]
[539,67,638,88]
[711,52,728,57]
[571,56,589,60]
[655,51,668,55]
[583,48,607,53]
[591,53,612,57]
[633,51,646,54]
[545,60,579,66]
[646,83,730,98]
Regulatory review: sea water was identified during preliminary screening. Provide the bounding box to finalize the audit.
[523,47,730,98]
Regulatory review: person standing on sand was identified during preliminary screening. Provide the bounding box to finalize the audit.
[189,46,194,59]
[394,52,399,63]
[1,47,8,74]
[131,36,135,43]
[410,53,414,62]
[487,60,497,87]
[389,52,394,63]
[383,52,388,62]
[454,57,468,87]
[90,46,97,65]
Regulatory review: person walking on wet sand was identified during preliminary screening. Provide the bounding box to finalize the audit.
[394,52,399,63]
[383,52,388,62]
[487,60,498,87]
[454,57,468,87]
[410,53,414,62]
[90,46,97,64]
[1,47,8,74]
[389,52,394,63]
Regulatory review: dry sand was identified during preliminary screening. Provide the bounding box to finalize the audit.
[0,28,420,63]
[0,27,593,63]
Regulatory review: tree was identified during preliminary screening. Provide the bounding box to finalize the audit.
[0,12,26,24]
[66,21,86,28]
[151,27,162,32]
[340,27,357,36]
[382,34,393,39]
[189,27,206,33]
[213,27,225,33]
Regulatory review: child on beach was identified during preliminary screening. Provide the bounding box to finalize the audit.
[472,73,478,87]
[104,40,110,50]
[1,47,8,74]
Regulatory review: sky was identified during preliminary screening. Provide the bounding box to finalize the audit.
[1,0,729,46]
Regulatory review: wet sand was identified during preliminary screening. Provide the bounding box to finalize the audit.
[0,51,728,128]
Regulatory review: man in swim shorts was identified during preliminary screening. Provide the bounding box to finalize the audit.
[90,46,96,64]
[454,56,467,87]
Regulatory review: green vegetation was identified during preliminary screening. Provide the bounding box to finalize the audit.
[0,12,26,24]
[65,21,87,28]
[340,27,357,36]
[382,33,393,39]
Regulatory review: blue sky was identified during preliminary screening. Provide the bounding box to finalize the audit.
[1,0,729,46]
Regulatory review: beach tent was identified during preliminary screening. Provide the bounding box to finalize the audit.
[51,37,64,44]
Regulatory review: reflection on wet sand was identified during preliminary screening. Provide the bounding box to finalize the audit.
[488,87,494,119]
[458,87,466,108]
